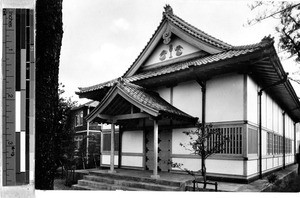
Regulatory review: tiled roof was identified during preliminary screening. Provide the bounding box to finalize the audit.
[71,100,99,110]
[165,13,232,50]
[77,40,268,94]
[121,6,235,78]
[117,81,197,120]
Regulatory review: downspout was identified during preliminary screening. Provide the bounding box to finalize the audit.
[294,122,297,164]
[283,112,285,169]
[257,74,287,179]
[201,81,206,178]
[258,91,262,179]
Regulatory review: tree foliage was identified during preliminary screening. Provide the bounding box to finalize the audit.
[248,2,300,62]
[54,84,78,170]
[35,0,63,190]
[170,122,230,190]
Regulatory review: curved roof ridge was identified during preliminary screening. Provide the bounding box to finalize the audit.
[165,12,233,50]
[118,80,197,119]
[77,78,118,94]
[230,35,275,50]
[122,5,234,77]
[121,16,167,78]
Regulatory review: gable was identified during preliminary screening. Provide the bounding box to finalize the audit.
[140,36,207,72]
[123,7,231,78]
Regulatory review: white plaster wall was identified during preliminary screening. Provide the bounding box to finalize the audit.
[262,158,267,171]
[144,37,200,66]
[122,130,143,153]
[279,110,283,135]
[172,128,197,155]
[247,160,258,175]
[247,77,258,124]
[121,156,143,167]
[285,116,293,139]
[285,156,291,164]
[102,155,119,165]
[285,116,289,138]
[206,74,244,122]
[266,158,273,169]
[172,157,244,175]
[155,87,171,103]
[278,157,283,166]
[273,103,279,132]
[266,95,273,130]
[261,93,267,128]
[171,158,201,172]
[247,76,295,139]
[206,159,244,175]
[102,123,119,130]
[274,157,279,167]
[173,81,202,118]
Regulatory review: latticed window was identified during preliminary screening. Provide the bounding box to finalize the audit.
[274,135,278,154]
[75,110,83,126]
[102,132,119,152]
[207,126,242,154]
[285,138,292,154]
[267,132,273,155]
[279,136,283,154]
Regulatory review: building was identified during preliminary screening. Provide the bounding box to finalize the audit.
[76,5,300,182]
[71,101,101,167]
[71,101,120,168]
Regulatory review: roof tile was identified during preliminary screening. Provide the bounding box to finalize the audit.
[118,81,196,119]
[76,46,261,95]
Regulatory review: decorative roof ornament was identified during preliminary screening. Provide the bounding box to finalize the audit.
[261,35,275,46]
[163,29,172,44]
[163,4,173,15]
[117,77,124,84]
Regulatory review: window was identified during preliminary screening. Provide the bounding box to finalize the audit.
[75,111,83,126]
[285,138,292,154]
[74,135,83,150]
[207,126,242,155]
[274,135,278,154]
[102,132,119,152]
[248,128,258,154]
[267,132,273,155]
[279,136,282,154]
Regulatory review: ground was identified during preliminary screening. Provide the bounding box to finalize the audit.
[276,174,300,192]
[53,172,300,192]
[54,178,72,190]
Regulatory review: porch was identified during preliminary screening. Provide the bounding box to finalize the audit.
[69,163,299,191]
[86,79,198,179]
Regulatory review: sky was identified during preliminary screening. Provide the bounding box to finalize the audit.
[60,0,300,104]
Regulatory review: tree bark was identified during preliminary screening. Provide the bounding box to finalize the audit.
[35,0,63,190]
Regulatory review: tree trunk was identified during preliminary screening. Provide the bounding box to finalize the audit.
[35,0,63,190]
[202,154,207,189]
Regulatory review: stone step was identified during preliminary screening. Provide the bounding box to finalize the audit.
[82,175,181,191]
[88,171,183,188]
[72,184,105,191]
[76,180,150,191]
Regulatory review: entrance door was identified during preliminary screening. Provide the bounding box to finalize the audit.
[145,129,171,172]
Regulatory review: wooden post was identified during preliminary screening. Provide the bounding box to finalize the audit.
[109,122,116,173]
[151,119,160,179]
[86,106,90,165]
[86,121,90,165]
